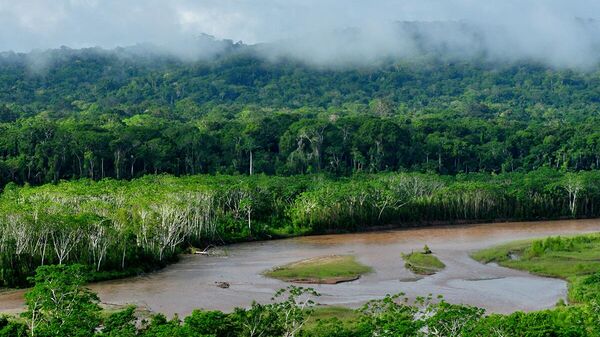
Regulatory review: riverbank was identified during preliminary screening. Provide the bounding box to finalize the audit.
[472,233,600,303]
[3,218,599,317]
[1,216,594,291]
[9,267,599,337]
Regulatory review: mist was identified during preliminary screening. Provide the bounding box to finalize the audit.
[1,0,600,68]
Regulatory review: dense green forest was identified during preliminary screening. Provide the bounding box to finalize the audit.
[3,47,600,186]
[3,46,600,336]
[1,169,598,287]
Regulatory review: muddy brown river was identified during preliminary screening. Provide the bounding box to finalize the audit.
[2,219,600,316]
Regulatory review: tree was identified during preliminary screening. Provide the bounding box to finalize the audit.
[183,310,232,337]
[48,214,86,265]
[271,286,319,337]
[152,202,190,261]
[22,264,101,337]
[97,306,137,337]
[0,315,27,337]
[563,173,583,216]
[358,294,420,336]
[232,302,280,337]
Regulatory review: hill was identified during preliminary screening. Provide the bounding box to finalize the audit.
[1,38,600,186]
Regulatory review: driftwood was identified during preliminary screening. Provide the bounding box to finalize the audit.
[194,245,216,255]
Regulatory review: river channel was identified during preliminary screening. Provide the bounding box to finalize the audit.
[2,218,600,316]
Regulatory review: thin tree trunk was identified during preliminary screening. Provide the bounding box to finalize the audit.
[249,150,253,175]
[121,245,126,269]
[115,150,121,179]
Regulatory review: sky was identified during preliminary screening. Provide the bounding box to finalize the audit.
[1,0,600,67]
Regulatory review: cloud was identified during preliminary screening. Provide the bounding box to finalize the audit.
[1,0,600,68]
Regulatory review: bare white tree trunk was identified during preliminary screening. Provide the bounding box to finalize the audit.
[51,228,82,265]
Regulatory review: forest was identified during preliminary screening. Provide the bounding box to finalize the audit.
[2,47,600,186]
[1,169,598,287]
[3,43,600,336]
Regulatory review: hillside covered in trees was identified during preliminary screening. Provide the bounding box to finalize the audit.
[4,2,600,335]
[2,45,600,186]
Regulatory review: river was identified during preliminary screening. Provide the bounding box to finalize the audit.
[1,218,600,316]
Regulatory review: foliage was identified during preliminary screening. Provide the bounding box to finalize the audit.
[3,48,600,186]
[182,310,233,337]
[2,170,600,287]
[22,264,101,337]
[571,273,600,304]
[301,306,358,333]
[357,294,422,336]
[0,315,27,337]
[98,306,138,337]
[4,39,600,337]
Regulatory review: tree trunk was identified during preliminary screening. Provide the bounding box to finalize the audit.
[115,150,121,179]
[130,156,136,178]
[75,153,83,177]
[121,245,126,269]
[249,150,253,175]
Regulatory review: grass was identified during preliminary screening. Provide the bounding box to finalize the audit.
[300,306,359,334]
[306,306,358,326]
[471,233,600,303]
[264,255,372,284]
[402,248,446,275]
[470,240,531,265]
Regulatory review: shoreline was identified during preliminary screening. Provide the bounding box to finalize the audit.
[2,218,599,316]
[1,215,597,294]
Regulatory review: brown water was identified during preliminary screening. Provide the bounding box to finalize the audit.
[2,219,600,316]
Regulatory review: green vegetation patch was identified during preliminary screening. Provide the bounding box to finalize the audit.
[4,169,600,288]
[470,240,532,264]
[303,306,359,332]
[402,247,446,275]
[472,233,600,303]
[264,255,372,284]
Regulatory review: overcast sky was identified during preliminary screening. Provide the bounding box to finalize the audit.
[1,0,600,67]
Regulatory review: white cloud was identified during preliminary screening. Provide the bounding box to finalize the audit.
[0,0,599,67]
